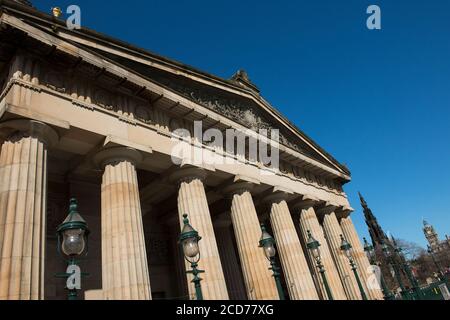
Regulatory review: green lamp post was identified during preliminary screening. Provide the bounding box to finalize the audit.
[381,240,409,300]
[306,230,333,300]
[179,214,204,300]
[363,238,394,300]
[259,224,285,300]
[394,243,422,300]
[340,235,368,300]
[427,245,444,280]
[56,198,90,300]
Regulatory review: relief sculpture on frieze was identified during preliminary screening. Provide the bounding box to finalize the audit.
[92,49,318,158]
[4,53,343,195]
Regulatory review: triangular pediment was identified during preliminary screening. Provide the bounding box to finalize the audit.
[84,46,348,175]
[0,1,350,179]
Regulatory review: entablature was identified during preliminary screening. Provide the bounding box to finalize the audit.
[0,10,351,199]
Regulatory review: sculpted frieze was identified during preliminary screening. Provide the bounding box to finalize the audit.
[6,53,343,195]
[92,49,311,155]
[41,61,156,125]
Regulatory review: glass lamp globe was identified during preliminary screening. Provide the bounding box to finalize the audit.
[62,228,86,256]
[263,241,277,260]
[340,235,353,260]
[179,214,201,263]
[259,225,277,260]
[306,230,321,261]
[363,238,375,260]
[57,199,89,258]
[182,232,200,259]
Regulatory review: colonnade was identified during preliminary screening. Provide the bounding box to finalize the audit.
[0,120,382,300]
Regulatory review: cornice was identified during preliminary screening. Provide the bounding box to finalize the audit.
[0,10,351,183]
[0,1,351,178]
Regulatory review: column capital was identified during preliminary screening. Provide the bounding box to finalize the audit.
[94,146,143,168]
[222,175,260,196]
[169,165,208,184]
[335,206,354,220]
[0,119,59,147]
[291,194,320,211]
[262,186,293,205]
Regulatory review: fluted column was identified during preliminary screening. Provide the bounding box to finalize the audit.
[95,147,152,300]
[265,190,318,300]
[295,196,348,300]
[321,206,361,300]
[171,167,229,300]
[339,213,384,300]
[0,120,58,300]
[223,179,278,300]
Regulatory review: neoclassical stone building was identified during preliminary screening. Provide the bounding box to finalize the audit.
[0,0,383,300]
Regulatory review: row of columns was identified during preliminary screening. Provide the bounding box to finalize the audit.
[297,199,348,300]
[225,181,278,300]
[0,119,383,300]
[171,168,229,300]
[266,191,319,300]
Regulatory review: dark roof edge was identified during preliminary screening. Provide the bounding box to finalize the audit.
[0,0,248,93]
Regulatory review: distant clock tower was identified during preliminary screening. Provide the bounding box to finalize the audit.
[423,220,443,252]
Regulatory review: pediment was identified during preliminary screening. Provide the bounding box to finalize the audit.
[84,46,348,175]
[0,2,350,179]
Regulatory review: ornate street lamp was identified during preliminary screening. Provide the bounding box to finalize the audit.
[306,230,333,300]
[427,245,444,279]
[259,224,285,300]
[394,242,422,300]
[363,238,394,300]
[179,214,204,300]
[56,198,90,300]
[363,238,376,264]
[381,240,409,300]
[340,235,368,300]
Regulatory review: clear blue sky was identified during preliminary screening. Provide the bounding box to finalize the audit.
[35,0,450,247]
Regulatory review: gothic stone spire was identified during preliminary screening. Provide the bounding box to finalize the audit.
[359,192,389,247]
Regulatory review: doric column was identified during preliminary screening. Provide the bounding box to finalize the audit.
[320,204,361,300]
[295,196,348,300]
[265,189,318,300]
[338,210,384,300]
[95,147,152,300]
[0,119,58,300]
[171,166,229,300]
[223,178,278,300]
